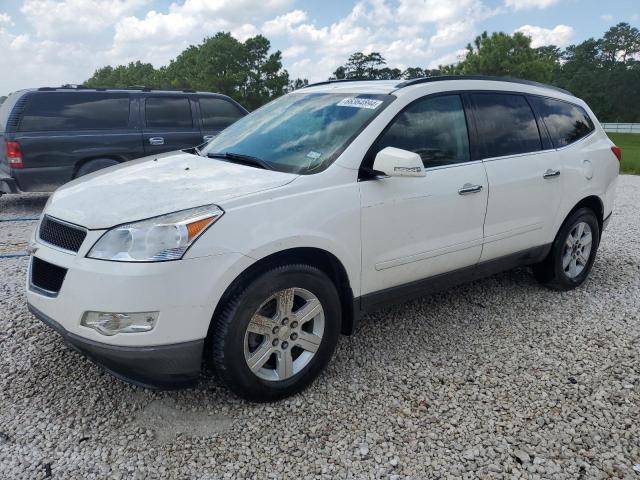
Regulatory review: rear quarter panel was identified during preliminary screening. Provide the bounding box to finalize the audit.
[553,127,618,235]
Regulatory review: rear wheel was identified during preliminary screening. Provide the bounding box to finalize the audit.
[211,264,341,401]
[532,207,600,291]
[75,158,119,178]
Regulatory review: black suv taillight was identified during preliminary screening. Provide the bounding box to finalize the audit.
[5,141,24,168]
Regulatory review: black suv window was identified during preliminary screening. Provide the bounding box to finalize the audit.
[529,96,595,148]
[19,92,130,132]
[145,97,193,128]
[472,93,541,158]
[200,97,244,130]
[376,94,470,168]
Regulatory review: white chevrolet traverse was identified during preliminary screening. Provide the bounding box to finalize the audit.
[26,77,620,401]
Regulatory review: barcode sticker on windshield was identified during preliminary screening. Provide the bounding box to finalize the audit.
[337,97,383,109]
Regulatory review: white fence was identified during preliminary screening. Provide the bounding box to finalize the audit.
[601,123,640,134]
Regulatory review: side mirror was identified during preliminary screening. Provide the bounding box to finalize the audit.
[372,147,425,178]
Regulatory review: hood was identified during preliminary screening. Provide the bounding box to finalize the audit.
[46,151,297,229]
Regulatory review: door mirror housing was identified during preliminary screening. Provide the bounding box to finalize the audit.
[372,147,425,178]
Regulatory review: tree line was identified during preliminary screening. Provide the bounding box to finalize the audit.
[83,22,638,121]
[85,33,302,111]
[332,23,640,122]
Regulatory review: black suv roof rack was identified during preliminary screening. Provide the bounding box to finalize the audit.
[303,75,572,96]
[36,85,197,93]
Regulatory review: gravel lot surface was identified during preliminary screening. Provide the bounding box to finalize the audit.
[1,178,639,480]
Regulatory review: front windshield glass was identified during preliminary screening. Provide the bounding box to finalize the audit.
[201,92,392,174]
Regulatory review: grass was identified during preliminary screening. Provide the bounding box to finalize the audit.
[607,133,640,175]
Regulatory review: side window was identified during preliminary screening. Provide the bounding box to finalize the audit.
[145,97,193,129]
[472,93,541,158]
[200,97,244,130]
[19,93,130,131]
[376,94,470,168]
[529,96,594,148]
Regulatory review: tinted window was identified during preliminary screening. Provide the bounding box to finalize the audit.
[200,98,244,130]
[472,93,541,158]
[530,97,594,147]
[145,97,193,128]
[19,93,130,131]
[376,95,470,168]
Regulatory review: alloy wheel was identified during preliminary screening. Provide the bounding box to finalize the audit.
[243,287,325,381]
[562,221,593,279]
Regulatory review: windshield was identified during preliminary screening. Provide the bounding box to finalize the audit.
[201,92,392,174]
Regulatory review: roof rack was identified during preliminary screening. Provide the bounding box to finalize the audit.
[37,85,197,93]
[302,75,572,96]
[394,75,573,96]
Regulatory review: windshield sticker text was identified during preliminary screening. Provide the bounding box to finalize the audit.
[336,97,384,110]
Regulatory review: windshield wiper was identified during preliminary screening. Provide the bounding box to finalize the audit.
[207,152,274,170]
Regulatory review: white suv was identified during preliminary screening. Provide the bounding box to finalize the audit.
[26,77,620,401]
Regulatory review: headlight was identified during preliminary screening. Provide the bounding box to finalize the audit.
[88,204,224,262]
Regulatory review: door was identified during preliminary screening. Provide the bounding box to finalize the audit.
[469,93,563,262]
[198,96,246,143]
[360,94,488,295]
[142,96,202,155]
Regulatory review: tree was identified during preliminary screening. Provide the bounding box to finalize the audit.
[555,24,640,122]
[599,22,640,64]
[85,61,160,89]
[0,96,6,105]
[457,31,558,82]
[332,52,390,79]
[288,78,309,91]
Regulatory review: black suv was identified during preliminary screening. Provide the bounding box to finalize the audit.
[0,87,248,194]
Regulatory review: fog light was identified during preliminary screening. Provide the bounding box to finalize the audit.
[81,311,158,336]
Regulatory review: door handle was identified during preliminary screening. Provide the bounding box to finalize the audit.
[458,183,483,195]
[149,137,165,146]
[543,168,561,179]
[203,135,216,142]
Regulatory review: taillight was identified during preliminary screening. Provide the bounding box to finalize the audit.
[5,141,24,168]
[611,146,622,162]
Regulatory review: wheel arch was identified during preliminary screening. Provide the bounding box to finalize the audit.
[566,195,604,232]
[72,155,126,178]
[206,247,358,348]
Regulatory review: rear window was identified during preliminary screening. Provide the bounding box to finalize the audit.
[145,97,193,128]
[19,92,130,132]
[472,93,542,158]
[529,96,595,148]
[200,97,244,130]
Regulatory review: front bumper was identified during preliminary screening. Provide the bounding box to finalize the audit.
[29,303,202,389]
[25,232,255,389]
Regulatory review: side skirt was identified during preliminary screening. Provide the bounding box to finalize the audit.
[354,244,551,317]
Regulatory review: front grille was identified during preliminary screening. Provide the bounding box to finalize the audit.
[39,215,87,253]
[31,257,67,295]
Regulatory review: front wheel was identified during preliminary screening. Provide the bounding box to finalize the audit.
[210,264,341,401]
[532,207,600,291]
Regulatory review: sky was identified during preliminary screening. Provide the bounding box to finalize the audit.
[0,0,638,97]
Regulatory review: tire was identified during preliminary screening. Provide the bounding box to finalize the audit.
[211,264,341,401]
[532,207,600,291]
[75,158,119,178]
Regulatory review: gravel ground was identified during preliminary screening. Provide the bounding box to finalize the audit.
[1,178,639,480]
